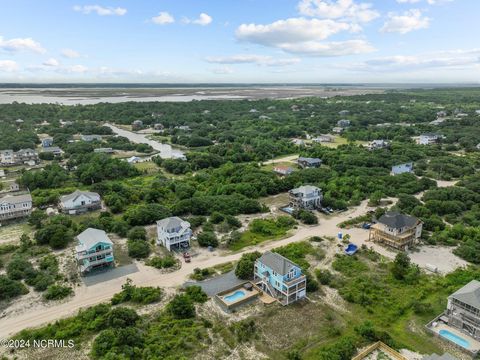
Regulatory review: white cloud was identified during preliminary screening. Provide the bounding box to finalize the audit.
[61,49,81,58]
[73,5,127,16]
[43,58,59,67]
[279,39,375,56]
[65,64,89,73]
[0,36,46,54]
[212,66,234,74]
[235,18,374,57]
[206,54,301,67]
[381,9,430,34]
[236,18,353,46]
[183,13,213,26]
[0,60,19,72]
[340,48,480,72]
[298,0,379,23]
[396,0,421,3]
[151,12,175,25]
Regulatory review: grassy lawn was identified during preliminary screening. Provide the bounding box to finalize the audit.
[0,222,32,244]
[228,216,296,251]
[134,161,159,173]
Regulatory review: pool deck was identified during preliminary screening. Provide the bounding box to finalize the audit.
[215,283,260,312]
[428,322,480,354]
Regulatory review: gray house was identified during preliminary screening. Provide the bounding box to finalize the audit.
[289,185,322,210]
[297,157,322,169]
[81,134,102,142]
[0,193,33,223]
[445,280,480,340]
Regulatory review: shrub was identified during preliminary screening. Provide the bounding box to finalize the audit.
[127,227,147,241]
[184,285,208,303]
[146,255,176,269]
[167,294,195,319]
[316,269,333,285]
[43,284,73,300]
[0,275,29,300]
[111,279,163,305]
[235,251,261,280]
[197,231,218,248]
[127,240,150,259]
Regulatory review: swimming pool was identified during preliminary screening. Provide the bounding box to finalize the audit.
[224,290,246,302]
[439,329,470,349]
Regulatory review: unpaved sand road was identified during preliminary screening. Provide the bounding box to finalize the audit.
[0,199,466,338]
[261,154,299,165]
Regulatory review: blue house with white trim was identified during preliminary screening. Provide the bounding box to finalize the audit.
[75,228,114,274]
[254,251,307,305]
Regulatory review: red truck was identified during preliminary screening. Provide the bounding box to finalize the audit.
[183,252,191,263]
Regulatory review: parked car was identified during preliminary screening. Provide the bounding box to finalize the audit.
[362,223,371,229]
[183,252,191,263]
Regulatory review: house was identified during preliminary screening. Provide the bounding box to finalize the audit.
[249,108,258,113]
[8,181,20,192]
[312,135,334,143]
[153,123,164,130]
[337,119,351,128]
[156,216,192,251]
[75,228,114,274]
[273,166,294,176]
[175,125,191,131]
[289,185,322,210]
[476,110,480,115]
[41,138,54,148]
[477,143,480,150]
[0,150,15,165]
[297,157,322,169]
[369,211,422,250]
[81,134,102,142]
[419,133,442,145]
[59,190,101,215]
[14,149,38,165]
[41,146,63,156]
[254,251,307,305]
[436,111,448,117]
[127,156,141,164]
[291,139,305,146]
[443,280,480,341]
[94,147,114,154]
[332,127,344,134]
[0,169,5,178]
[391,162,414,175]
[15,119,24,124]
[368,139,390,150]
[338,110,349,116]
[0,193,33,223]
[132,120,143,130]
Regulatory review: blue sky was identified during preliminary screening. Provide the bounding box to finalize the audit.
[0,0,478,83]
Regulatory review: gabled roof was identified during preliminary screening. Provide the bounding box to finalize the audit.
[157,216,189,231]
[0,194,32,205]
[449,280,480,309]
[257,251,299,276]
[76,228,112,251]
[297,157,322,164]
[60,190,100,203]
[290,185,321,195]
[377,211,418,229]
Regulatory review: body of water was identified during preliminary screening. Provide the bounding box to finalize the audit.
[105,123,185,160]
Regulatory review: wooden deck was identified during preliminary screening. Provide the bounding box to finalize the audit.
[352,342,408,360]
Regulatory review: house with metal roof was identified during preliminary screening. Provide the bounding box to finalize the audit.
[391,162,414,175]
[254,251,307,305]
[368,211,422,250]
[75,228,114,274]
[0,193,33,224]
[156,216,192,251]
[297,157,322,169]
[59,190,101,215]
[289,185,323,210]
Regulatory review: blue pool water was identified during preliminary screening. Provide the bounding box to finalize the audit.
[224,290,246,302]
[439,329,470,348]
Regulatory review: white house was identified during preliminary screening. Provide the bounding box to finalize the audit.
[391,162,414,175]
[418,133,442,145]
[81,134,102,142]
[156,216,192,251]
[59,190,101,214]
[0,193,32,224]
[368,139,390,150]
[337,119,351,128]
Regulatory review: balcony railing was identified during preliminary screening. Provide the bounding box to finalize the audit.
[77,248,112,260]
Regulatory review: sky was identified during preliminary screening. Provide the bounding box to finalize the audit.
[0,0,478,83]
